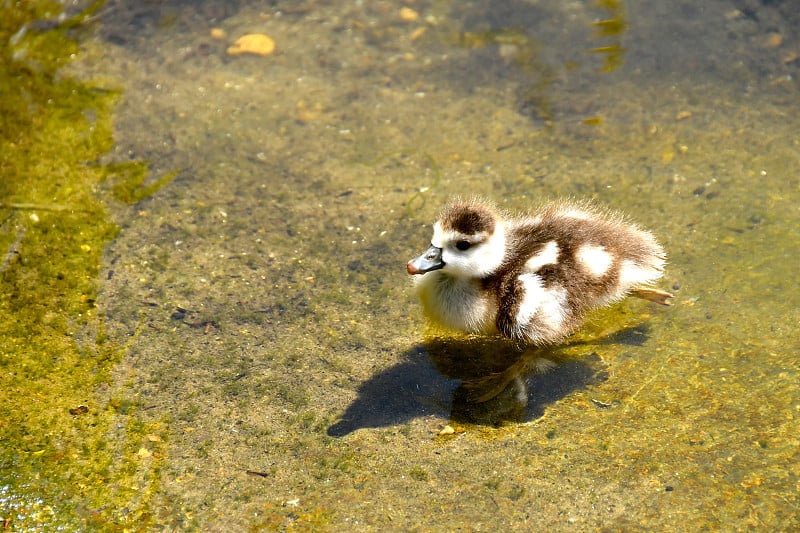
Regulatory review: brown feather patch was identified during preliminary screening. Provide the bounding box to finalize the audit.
[439,200,496,236]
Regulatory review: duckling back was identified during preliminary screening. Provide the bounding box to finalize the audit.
[491,201,668,344]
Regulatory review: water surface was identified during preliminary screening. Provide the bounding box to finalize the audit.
[2,0,799,530]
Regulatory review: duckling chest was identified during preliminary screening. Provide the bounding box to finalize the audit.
[415,273,495,333]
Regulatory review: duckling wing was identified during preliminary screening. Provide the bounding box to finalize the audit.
[484,219,574,344]
[493,270,581,345]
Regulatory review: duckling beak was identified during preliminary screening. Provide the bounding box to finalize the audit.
[407,245,444,275]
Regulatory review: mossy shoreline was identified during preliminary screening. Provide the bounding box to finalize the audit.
[0,4,165,530]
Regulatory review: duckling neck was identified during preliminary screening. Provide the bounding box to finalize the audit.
[415,271,494,334]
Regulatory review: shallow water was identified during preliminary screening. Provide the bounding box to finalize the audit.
[2,0,799,530]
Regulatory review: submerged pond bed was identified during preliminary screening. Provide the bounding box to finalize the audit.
[2,1,799,530]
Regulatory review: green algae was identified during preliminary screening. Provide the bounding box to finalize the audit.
[0,4,165,530]
[105,162,179,204]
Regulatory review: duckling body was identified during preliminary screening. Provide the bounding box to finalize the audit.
[407,198,671,345]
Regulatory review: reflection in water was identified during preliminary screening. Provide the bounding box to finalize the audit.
[327,329,638,436]
[426,335,607,426]
[449,0,629,122]
[591,0,628,72]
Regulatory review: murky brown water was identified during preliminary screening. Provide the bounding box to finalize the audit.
[3,0,799,530]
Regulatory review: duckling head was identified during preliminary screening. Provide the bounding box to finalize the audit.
[407,199,506,279]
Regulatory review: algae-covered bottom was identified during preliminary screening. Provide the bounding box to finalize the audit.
[1,4,173,529]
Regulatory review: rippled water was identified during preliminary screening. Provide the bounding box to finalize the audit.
[2,0,799,530]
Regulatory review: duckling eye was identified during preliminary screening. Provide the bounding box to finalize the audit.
[455,240,472,251]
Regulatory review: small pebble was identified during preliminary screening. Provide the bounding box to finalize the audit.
[438,425,455,436]
[409,26,427,41]
[724,9,743,20]
[227,34,276,56]
[137,447,152,459]
[210,28,226,40]
[764,33,783,48]
[782,50,799,64]
[399,7,419,22]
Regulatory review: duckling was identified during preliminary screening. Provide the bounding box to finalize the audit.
[407,198,672,345]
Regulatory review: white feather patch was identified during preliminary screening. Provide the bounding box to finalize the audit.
[619,259,663,288]
[430,222,449,248]
[437,221,505,279]
[524,241,560,272]
[515,273,545,328]
[558,208,593,220]
[575,244,613,277]
[538,286,567,331]
[515,274,567,338]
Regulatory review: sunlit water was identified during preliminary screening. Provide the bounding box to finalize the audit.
[3,0,799,530]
